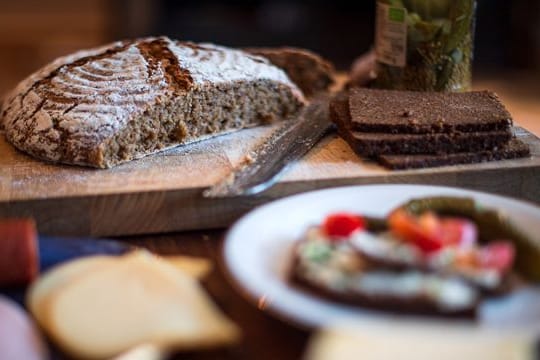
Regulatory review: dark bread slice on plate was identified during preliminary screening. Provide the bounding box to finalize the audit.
[289,249,478,318]
[289,271,477,318]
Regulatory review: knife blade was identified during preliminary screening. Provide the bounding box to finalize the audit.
[203,96,332,198]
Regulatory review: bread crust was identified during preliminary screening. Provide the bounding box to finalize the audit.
[0,37,305,168]
[244,47,335,97]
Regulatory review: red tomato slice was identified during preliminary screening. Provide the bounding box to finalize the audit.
[439,218,478,248]
[323,213,365,239]
[388,210,443,253]
[418,212,440,234]
[477,242,515,272]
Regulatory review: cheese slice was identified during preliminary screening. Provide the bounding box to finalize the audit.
[306,321,535,360]
[44,251,239,359]
[27,255,116,328]
[27,252,212,329]
[161,255,212,279]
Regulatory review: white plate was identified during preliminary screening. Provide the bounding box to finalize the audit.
[224,184,540,330]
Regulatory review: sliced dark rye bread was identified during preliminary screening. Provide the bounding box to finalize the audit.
[244,47,335,97]
[289,272,477,318]
[289,254,477,318]
[348,88,513,134]
[330,93,512,156]
[378,138,530,170]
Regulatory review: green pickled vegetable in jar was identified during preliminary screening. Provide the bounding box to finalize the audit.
[374,0,476,92]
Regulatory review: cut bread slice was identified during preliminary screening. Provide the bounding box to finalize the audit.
[348,88,513,134]
[330,91,530,169]
[330,94,512,156]
[378,138,530,170]
[338,129,513,157]
[290,266,478,318]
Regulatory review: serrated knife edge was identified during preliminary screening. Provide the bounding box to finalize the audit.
[203,97,332,198]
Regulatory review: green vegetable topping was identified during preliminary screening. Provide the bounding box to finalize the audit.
[302,241,333,263]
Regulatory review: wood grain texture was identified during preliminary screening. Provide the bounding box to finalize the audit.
[132,231,310,360]
[0,126,539,237]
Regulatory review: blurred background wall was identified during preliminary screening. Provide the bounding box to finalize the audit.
[1,0,539,97]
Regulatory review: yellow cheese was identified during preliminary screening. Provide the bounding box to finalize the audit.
[26,256,116,328]
[44,251,239,359]
[306,321,535,360]
[160,255,212,279]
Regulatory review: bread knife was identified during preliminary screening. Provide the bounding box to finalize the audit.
[203,96,332,197]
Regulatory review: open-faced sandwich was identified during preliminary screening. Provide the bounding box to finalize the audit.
[290,196,540,318]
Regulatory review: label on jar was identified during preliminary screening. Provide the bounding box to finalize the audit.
[375,2,407,67]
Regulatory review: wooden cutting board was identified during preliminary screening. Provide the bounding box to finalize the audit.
[1,126,539,237]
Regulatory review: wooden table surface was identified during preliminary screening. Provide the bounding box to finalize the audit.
[8,74,539,360]
[109,75,540,360]
[119,231,309,360]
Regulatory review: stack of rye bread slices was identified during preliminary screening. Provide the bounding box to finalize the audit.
[331,88,531,170]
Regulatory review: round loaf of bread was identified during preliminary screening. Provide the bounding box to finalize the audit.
[0,37,305,168]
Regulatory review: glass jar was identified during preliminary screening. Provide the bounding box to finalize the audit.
[374,0,477,92]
